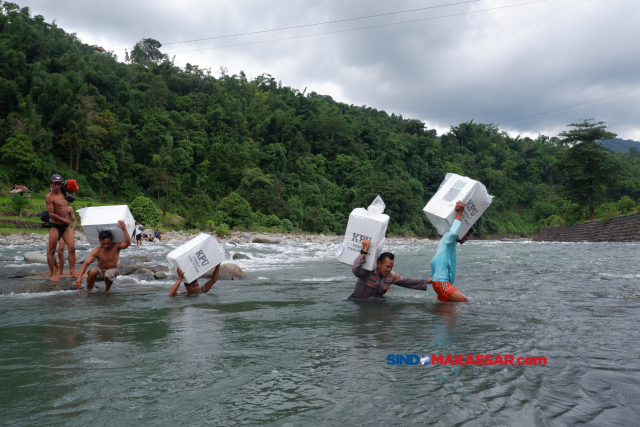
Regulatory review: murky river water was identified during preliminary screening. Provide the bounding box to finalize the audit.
[1,240,639,426]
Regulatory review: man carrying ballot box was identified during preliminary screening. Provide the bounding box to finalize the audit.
[75,221,131,292]
[350,239,430,299]
[169,265,221,296]
[429,201,470,302]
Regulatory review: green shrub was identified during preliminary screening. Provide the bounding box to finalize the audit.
[11,195,30,217]
[212,211,233,226]
[130,196,162,227]
[544,215,565,227]
[215,223,231,237]
[595,202,620,221]
[217,193,253,228]
[264,214,282,228]
[281,219,293,233]
[618,196,635,214]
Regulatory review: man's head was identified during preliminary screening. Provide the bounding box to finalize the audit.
[184,279,200,294]
[50,174,63,192]
[457,228,473,245]
[136,221,140,225]
[98,230,114,250]
[376,252,395,276]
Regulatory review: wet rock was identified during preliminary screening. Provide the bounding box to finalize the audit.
[149,264,170,273]
[0,255,14,261]
[118,259,145,275]
[218,263,246,280]
[119,277,137,285]
[134,268,153,276]
[252,235,280,244]
[232,253,251,260]
[128,254,149,262]
[76,254,90,264]
[141,273,155,281]
[24,252,47,263]
[154,271,166,280]
[0,239,9,245]
[9,268,43,278]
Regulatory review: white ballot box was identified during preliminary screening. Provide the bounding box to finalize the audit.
[336,196,390,271]
[423,173,493,239]
[166,233,226,283]
[76,205,136,246]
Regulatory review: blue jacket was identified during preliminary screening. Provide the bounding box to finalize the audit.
[430,219,461,285]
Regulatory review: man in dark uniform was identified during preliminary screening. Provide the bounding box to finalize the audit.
[350,239,431,299]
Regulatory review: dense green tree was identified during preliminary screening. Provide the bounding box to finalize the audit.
[557,120,620,218]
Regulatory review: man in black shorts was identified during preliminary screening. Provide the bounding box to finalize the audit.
[45,174,76,282]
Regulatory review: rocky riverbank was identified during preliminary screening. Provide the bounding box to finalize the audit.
[0,229,438,246]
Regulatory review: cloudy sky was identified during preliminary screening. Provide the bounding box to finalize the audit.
[21,0,640,139]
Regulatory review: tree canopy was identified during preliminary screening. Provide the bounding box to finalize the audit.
[1,2,640,235]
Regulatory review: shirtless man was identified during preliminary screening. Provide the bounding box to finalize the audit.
[75,221,131,292]
[169,265,221,296]
[45,174,76,282]
[57,205,77,278]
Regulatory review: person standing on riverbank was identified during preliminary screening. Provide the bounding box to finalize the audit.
[429,201,470,302]
[169,265,221,296]
[75,221,131,292]
[56,205,77,278]
[134,221,143,247]
[350,239,431,298]
[45,174,76,282]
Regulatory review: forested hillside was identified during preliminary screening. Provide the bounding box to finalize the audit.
[599,138,640,153]
[2,2,640,236]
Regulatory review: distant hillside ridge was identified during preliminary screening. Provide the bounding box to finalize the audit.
[599,138,640,153]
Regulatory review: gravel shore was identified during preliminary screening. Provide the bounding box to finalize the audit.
[0,230,438,247]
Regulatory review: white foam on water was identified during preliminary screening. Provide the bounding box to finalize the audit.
[599,272,640,279]
[0,289,78,298]
[300,276,349,282]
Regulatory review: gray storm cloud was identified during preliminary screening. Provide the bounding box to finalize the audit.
[21,0,640,139]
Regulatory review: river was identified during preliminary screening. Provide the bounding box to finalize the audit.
[1,240,639,425]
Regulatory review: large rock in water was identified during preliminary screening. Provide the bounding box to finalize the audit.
[252,235,280,244]
[128,254,149,262]
[202,263,246,280]
[118,256,149,275]
[24,252,47,264]
[232,253,251,260]
[9,268,42,278]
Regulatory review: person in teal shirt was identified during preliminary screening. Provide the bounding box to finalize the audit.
[430,201,471,302]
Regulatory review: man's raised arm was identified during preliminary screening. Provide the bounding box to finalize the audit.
[203,264,221,293]
[116,220,131,249]
[441,202,465,245]
[352,239,371,279]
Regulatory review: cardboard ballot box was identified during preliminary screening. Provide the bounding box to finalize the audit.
[166,233,226,284]
[76,205,136,246]
[423,173,493,239]
[337,196,390,271]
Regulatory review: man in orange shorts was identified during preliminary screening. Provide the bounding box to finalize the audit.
[429,201,470,302]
